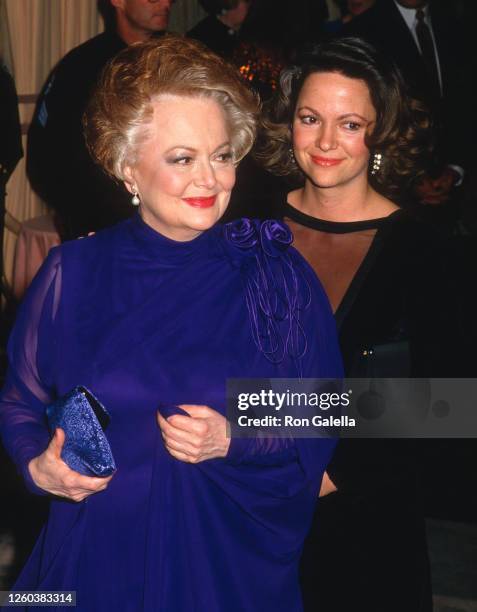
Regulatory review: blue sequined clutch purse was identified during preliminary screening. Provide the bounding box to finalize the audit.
[46,386,116,477]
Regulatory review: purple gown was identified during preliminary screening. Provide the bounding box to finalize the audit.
[0,214,342,611]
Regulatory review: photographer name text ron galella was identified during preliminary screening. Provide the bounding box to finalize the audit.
[236,414,356,428]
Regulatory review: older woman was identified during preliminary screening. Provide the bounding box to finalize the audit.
[257,37,459,611]
[0,37,342,611]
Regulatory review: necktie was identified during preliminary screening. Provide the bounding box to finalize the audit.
[415,9,441,98]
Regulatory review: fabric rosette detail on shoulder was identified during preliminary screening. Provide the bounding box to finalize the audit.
[223,218,311,375]
[224,217,259,251]
[260,220,293,257]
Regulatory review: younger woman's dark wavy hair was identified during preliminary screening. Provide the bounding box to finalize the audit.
[255,36,433,198]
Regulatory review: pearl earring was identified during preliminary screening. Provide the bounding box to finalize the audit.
[371,152,382,175]
[131,189,140,206]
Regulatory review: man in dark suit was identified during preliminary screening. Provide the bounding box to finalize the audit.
[27,0,174,240]
[344,0,471,209]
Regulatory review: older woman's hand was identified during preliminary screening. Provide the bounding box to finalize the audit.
[28,428,113,502]
[157,405,230,463]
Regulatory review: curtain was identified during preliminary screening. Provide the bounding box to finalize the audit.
[2,0,102,286]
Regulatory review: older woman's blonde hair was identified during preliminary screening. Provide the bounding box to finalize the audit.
[84,35,259,182]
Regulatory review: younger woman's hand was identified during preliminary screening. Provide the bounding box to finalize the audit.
[319,471,338,497]
[28,428,113,501]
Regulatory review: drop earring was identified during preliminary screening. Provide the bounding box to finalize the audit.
[131,189,140,206]
[371,152,382,175]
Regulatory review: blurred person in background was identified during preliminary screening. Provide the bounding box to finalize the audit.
[0,62,22,194]
[343,0,472,228]
[0,62,23,301]
[188,0,252,59]
[27,0,175,241]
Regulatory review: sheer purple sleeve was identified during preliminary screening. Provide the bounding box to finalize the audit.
[226,246,342,485]
[0,248,62,494]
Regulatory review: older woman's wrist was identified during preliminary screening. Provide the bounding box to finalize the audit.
[221,436,231,457]
[22,455,48,496]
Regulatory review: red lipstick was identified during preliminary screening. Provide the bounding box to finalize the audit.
[310,156,344,167]
[182,196,216,208]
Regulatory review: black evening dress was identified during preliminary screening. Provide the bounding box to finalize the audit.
[273,200,461,612]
